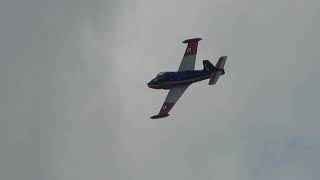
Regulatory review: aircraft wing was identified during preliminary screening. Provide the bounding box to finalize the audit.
[178,38,202,71]
[151,86,189,119]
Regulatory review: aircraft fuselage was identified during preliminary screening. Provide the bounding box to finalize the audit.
[148,70,213,89]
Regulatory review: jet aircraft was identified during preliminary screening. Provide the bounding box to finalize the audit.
[148,38,227,119]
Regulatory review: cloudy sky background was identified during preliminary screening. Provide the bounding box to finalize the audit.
[1,0,320,179]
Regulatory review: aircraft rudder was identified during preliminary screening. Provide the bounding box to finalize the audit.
[202,60,216,72]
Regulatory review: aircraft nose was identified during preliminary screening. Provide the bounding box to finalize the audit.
[148,79,156,88]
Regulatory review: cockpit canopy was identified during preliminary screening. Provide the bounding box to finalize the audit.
[156,72,165,77]
[151,72,169,84]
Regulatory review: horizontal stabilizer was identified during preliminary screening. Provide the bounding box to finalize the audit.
[209,71,222,85]
[209,56,227,85]
[216,56,227,69]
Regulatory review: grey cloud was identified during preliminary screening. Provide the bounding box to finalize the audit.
[1,0,126,180]
[1,0,320,180]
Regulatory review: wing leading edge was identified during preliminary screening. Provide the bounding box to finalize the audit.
[150,86,189,119]
[178,38,202,71]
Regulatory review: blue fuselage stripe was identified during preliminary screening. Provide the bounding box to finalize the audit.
[151,70,211,87]
[166,70,211,81]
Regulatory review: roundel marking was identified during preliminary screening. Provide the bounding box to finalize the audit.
[162,105,167,109]
[186,47,192,53]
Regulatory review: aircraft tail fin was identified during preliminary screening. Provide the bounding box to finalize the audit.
[208,56,227,85]
[202,60,216,72]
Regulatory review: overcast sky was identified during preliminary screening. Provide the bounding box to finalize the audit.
[1,0,320,180]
